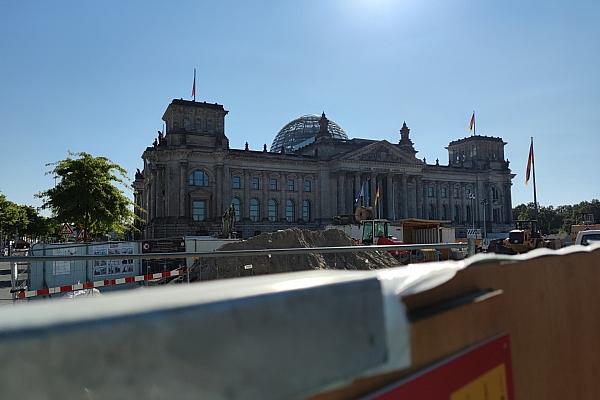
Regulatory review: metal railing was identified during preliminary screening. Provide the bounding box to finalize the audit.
[1,242,468,302]
[1,243,466,263]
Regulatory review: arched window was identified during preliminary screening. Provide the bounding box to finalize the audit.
[268,199,278,222]
[188,170,209,186]
[249,198,260,222]
[302,200,311,222]
[231,198,241,222]
[285,199,295,222]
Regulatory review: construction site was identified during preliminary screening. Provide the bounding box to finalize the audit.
[1,218,600,399]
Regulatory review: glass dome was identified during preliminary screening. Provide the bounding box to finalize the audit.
[270,114,348,153]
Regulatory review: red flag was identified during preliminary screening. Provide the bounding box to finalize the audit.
[525,138,534,185]
[191,68,196,100]
[469,111,475,132]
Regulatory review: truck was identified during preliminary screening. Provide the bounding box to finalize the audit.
[575,230,600,246]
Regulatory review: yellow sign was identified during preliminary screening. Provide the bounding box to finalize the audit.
[451,364,508,400]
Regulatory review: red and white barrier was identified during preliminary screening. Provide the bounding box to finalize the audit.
[16,269,184,299]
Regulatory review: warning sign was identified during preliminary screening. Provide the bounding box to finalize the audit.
[370,334,514,400]
[60,223,74,236]
[451,364,508,400]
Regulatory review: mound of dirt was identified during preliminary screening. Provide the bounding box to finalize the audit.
[187,228,399,281]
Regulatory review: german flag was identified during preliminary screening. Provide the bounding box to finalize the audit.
[373,185,380,208]
[525,138,534,185]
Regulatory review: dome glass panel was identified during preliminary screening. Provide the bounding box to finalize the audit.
[270,115,347,153]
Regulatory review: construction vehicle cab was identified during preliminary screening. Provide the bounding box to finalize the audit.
[361,219,410,262]
[361,219,390,245]
[493,220,546,254]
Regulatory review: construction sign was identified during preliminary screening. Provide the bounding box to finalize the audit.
[467,228,482,239]
[59,223,74,236]
[76,229,86,242]
[370,334,514,400]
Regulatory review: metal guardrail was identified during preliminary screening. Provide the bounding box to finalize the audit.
[1,242,467,263]
[2,242,469,302]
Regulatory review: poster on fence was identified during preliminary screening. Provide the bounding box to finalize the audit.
[92,242,135,276]
[141,238,186,274]
[53,247,77,275]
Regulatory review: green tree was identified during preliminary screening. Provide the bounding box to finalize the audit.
[0,193,28,236]
[512,202,563,235]
[20,205,55,240]
[37,152,135,239]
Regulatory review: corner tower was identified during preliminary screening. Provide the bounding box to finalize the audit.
[162,99,229,149]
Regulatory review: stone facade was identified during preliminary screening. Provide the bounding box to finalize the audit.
[134,99,515,239]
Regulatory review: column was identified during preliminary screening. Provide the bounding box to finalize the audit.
[436,181,442,220]
[337,172,345,215]
[462,183,467,224]
[223,165,231,209]
[295,175,302,222]
[215,165,223,218]
[315,172,321,222]
[448,182,454,223]
[243,170,250,220]
[370,173,377,211]
[386,174,393,220]
[345,174,353,213]
[262,171,269,222]
[402,174,408,219]
[281,173,288,222]
[150,168,157,221]
[179,162,187,217]
[505,183,513,224]
[156,165,164,218]
[354,173,361,210]
[416,176,423,219]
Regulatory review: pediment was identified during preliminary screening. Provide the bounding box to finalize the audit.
[340,140,420,164]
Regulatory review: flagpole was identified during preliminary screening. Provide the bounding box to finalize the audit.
[473,110,476,136]
[192,68,196,102]
[531,136,538,221]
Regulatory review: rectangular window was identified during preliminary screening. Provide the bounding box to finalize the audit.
[251,177,260,190]
[441,188,447,198]
[287,179,295,191]
[192,200,206,221]
[428,187,434,197]
[232,176,241,189]
[270,178,278,190]
[303,180,312,192]
[454,187,459,198]
[249,199,260,222]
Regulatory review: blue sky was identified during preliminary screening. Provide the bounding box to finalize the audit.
[1,0,598,209]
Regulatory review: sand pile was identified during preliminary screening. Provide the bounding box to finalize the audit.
[187,228,399,281]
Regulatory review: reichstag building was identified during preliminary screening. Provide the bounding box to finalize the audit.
[134,99,515,239]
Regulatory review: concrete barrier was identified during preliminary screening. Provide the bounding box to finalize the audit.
[0,243,598,399]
